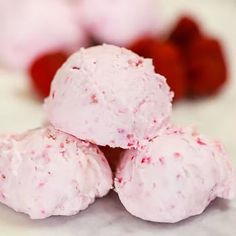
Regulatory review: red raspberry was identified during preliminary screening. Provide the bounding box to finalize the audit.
[169,16,202,50]
[130,38,187,101]
[186,37,228,97]
[129,37,157,57]
[29,51,68,98]
[169,16,228,97]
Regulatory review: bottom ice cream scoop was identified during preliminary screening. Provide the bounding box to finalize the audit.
[115,126,235,223]
[0,125,112,219]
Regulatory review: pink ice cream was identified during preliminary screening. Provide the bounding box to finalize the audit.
[0,0,88,70]
[0,125,112,219]
[79,0,159,46]
[115,126,235,223]
[44,44,173,149]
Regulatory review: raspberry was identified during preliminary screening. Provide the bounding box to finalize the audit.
[186,37,228,97]
[29,51,68,98]
[169,16,202,50]
[169,16,227,97]
[129,37,156,57]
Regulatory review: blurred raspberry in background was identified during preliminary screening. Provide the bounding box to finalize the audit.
[168,16,228,98]
[168,16,202,50]
[184,37,227,97]
[29,51,68,98]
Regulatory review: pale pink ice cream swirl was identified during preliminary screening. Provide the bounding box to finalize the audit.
[0,125,112,219]
[44,44,173,149]
[115,126,235,223]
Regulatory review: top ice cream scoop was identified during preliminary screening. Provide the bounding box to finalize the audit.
[44,44,173,149]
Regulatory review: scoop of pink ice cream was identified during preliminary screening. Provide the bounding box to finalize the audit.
[115,126,235,223]
[0,0,88,70]
[79,0,159,46]
[0,125,112,219]
[44,44,173,149]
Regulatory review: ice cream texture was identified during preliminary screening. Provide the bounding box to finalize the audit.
[0,125,112,219]
[115,126,235,223]
[44,44,173,149]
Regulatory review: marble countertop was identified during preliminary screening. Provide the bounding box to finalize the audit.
[0,0,236,235]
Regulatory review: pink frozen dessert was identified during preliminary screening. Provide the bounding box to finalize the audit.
[115,126,235,223]
[44,44,173,149]
[0,125,112,219]
[0,0,88,70]
[79,0,159,46]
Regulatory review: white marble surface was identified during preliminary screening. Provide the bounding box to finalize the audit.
[0,0,236,235]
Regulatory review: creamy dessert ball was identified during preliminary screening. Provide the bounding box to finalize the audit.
[44,44,173,149]
[0,125,112,219]
[115,126,235,223]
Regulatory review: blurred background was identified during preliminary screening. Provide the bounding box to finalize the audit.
[0,0,235,164]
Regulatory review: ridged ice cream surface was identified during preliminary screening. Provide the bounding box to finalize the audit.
[0,125,112,219]
[44,44,173,148]
[115,126,235,223]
